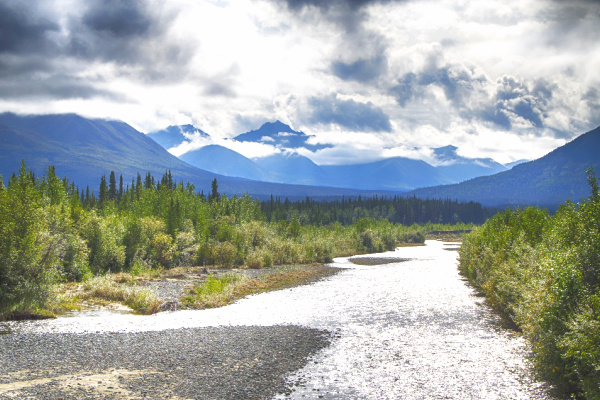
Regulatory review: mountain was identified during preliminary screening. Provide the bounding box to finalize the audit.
[433,145,507,183]
[322,157,454,191]
[505,159,529,169]
[253,152,329,185]
[179,145,269,181]
[234,121,330,151]
[409,126,600,208]
[146,124,209,149]
[0,113,401,200]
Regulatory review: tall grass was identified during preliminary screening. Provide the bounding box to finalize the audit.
[79,275,162,314]
[182,265,340,310]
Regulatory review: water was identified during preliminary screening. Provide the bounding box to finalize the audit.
[7,241,552,399]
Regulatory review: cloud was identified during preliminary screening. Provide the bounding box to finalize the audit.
[0,73,126,101]
[308,94,392,132]
[69,0,193,78]
[332,55,387,83]
[82,0,153,38]
[0,1,59,55]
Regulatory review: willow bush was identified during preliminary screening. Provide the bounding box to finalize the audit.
[0,162,432,320]
[459,170,600,399]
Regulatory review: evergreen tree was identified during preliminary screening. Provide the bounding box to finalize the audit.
[144,172,153,189]
[108,171,117,201]
[210,178,219,202]
[118,174,124,201]
[99,175,108,205]
[135,172,142,199]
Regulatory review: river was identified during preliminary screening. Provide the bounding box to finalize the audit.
[5,240,552,399]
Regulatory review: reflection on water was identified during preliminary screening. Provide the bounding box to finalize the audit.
[7,241,552,399]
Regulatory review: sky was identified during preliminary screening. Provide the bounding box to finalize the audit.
[1,0,599,166]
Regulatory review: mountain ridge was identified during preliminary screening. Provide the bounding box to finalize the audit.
[409,125,600,207]
[0,113,405,200]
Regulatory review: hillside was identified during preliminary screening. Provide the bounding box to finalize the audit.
[179,145,269,181]
[322,157,453,191]
[409,126,600,207]
[0,113,401,200]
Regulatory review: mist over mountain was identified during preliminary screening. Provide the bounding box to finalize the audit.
[166,122,511,191]
[179,145,269,181]
[3,112,595,208]
[433,145,507,182]
[0,113,402,200]
[147,125,209,149]
[505,159,529,169]
[233,121,331,151]
[409,126,600,207]
[321,158,453,191]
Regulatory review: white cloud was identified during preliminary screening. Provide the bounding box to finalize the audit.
[1,0,599,165]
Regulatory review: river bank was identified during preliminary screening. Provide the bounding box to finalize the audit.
[2,241,554,399]
[0,325,330,400]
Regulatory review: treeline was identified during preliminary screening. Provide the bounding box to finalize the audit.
[261,195,492,226]
[0,162,431,320]
[459,169,600,399]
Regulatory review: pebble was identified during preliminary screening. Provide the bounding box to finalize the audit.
[0,325,331,399]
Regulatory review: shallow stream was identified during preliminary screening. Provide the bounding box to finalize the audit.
[6,240,552,399]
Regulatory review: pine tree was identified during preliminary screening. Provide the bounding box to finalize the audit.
[118,174,124,201]
[144,172,153,189]
[99,175,108,205]
[136,173,142,198]
[108,171,117,201]
[210,178,219,202]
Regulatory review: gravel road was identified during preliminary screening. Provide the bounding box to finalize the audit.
[0,325,331,399]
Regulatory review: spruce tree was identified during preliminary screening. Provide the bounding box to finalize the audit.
[108,171,117,201]
[118,174,123,201]
[210,178,219,202]
[99,175,108,205]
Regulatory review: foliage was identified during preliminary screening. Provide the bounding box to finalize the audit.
[459,169,600,399]
[262,194,493,226]
[0,162,450,320]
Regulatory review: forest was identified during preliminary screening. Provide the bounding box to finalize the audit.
[262,194,493,226]
[0,162,485,320]
[459,169,600,399]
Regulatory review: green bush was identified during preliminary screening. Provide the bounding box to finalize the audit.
[459,173,600,399]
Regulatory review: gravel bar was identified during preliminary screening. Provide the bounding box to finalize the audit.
[0,325,331,399]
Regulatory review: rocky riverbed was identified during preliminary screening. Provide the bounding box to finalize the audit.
[0,325,331,399]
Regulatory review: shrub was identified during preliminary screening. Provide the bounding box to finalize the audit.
[214,241,236,268]
[459,176,600,398]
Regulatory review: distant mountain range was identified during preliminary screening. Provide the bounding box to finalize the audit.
[156,120,509,190]
[146,124,209,149]
[409,126,600,207]
[0,113,401,200]
[2,112,597,208]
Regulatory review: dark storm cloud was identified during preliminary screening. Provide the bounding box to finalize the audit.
[390,64,486,109]
[0,1,59,54]
[308,94,392,132]
[0,74,126,101]
[83,0,152,38]
[332,55,387,83]
[481,76,553,131]
[276,0,396,11]
[69,0,190,70]
[389,73,419,107]
[0,0,194,103]
[389,62,567,135]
